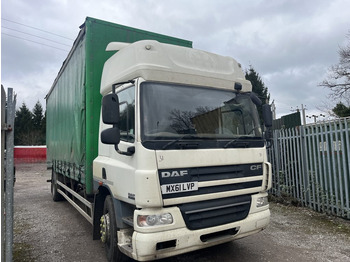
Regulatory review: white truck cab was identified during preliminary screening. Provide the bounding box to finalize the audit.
[93,40,272,261]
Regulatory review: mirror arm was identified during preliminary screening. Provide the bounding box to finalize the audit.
[264,127,273,149]
[265,139,273,149]
[115,145,135,156]
[112,80,135,93]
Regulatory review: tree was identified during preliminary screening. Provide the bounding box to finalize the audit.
[32,101,44,130]
[14,101,46,145]
[41,110,46,144]
[32,101,46,144]
[320,32,350,100]
[245,65,270,120]
[332,102,350,117]
[14,103,33,145]
[245,65,270,103]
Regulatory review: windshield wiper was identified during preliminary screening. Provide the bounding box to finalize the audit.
[223,136,261,149]
[162,134,200,150]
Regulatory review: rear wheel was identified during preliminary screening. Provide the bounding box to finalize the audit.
[101,195,128,262]
[51,170,64,201]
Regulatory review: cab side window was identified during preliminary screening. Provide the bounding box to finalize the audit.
[118,86,135,143]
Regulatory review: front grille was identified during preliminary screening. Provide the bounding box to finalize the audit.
[159,163,263,230]
[159,163,263,199]
[179,195,251,230]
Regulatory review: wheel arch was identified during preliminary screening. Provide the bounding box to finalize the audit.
[92,185,110,240]
[92,184,135,240]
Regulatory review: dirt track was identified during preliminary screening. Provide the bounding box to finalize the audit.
[12,163,350,262]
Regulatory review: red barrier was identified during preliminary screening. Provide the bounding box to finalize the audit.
[14,146,47,163]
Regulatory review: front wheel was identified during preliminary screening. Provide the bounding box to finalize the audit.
[101,196,128,262]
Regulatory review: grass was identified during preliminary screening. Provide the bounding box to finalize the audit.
[12,218,37,261]
[13,242,36,262]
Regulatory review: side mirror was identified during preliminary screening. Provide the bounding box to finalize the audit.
[250,92,262,106]
[262,104,273,128]
[101,127,120,145]
[102,94,119,124]
[101,93,120,145]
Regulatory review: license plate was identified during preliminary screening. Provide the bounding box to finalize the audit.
[161,182,198,194]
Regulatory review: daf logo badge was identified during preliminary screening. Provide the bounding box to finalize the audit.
[161,170,188,178]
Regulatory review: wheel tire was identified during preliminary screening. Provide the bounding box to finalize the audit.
[51,170,64,201]
[103,196,128,262]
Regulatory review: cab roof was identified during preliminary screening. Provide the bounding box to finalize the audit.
[100,40,252,95]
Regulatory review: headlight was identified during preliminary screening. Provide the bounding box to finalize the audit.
[137,213,173,227]
[256,196,269,207]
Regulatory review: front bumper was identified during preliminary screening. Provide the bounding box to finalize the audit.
[130,208,270,261]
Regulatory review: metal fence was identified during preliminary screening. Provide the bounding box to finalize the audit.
[2,86,16,261]
[268,117,350,219]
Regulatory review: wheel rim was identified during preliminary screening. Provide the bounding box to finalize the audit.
[100,213,110,244]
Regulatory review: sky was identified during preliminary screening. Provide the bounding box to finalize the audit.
[1,0,350,123]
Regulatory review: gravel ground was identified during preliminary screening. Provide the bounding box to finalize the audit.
[11,163,350,262]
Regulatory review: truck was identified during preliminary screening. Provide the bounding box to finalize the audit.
[46,17,273,262]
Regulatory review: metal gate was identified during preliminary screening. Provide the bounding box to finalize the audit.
[268,118,350,219]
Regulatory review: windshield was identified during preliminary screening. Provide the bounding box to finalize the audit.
[140,82,263,149]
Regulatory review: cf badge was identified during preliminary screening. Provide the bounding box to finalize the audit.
[250,164,262,171]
